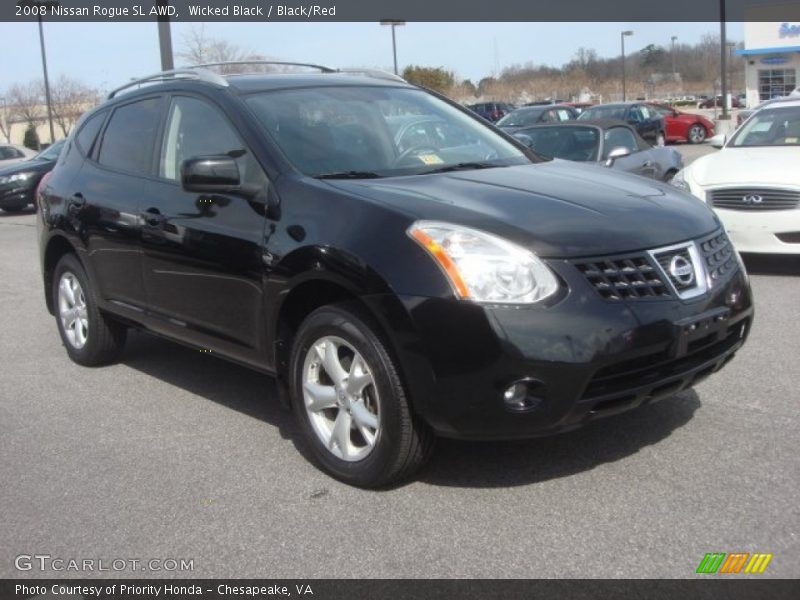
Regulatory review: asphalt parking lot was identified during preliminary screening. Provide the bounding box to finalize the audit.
[1,145,798,579]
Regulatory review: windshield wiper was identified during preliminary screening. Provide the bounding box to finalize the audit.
[420,162,501,175]
[315,170,384,179]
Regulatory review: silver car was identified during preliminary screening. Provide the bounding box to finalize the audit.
[512,119,683,182]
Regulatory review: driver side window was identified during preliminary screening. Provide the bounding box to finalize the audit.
[160,96,266,188]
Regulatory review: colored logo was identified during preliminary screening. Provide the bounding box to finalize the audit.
[779,22,800,38]
[696,552,773,574]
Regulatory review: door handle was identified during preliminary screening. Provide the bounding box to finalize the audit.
[142,207,165,228]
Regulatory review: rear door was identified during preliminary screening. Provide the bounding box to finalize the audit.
[70,96,163,313]
[140,94,270,363]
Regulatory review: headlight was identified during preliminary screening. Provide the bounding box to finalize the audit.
[408,221,559,304]
[670,169,690,193]
[0,172,35,185]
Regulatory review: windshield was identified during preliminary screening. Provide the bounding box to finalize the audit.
[34,139,64,161]
[245,86,534,178]
[578,105,626,120]
[497,108,543,127]
[521,126,600,162]
[729,105,800,147]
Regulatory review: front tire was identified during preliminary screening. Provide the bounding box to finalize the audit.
[289,302,434,488]
[687,124,707,144]
[53,254,127,366]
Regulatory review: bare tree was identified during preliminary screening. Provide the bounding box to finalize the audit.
[0,100,11,143]
[7,80,44,126]
[178,25,272,73]
[50,76,100,137]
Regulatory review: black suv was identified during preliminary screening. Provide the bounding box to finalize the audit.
[37,65,752,487]
[579,102,667,146]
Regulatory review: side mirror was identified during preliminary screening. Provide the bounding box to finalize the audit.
[708,134,726,149]
[604,146,631,167]
[513,133,534,149]
[180,156,241,194]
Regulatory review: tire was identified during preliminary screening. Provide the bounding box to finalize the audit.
[1,204,27,213]
[687,123,707,144]
[656,131,666,147]
[663,169,678,183]
[52,253,127,366]
[289,302,434,488]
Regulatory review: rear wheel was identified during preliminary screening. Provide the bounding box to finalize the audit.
[53,254,127,366]
[289,302,434,488]
[687,124,707,144]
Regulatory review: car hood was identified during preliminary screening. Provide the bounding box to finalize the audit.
[0,158,53,177]
[688,147,800,187]
[325,160,719,258]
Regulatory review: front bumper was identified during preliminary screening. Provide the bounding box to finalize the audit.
[0,182,35,208]
[715,208,800,254]
[395,245,752,440]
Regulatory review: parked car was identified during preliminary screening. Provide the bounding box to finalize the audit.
[672,98,800,254]
[466,102,516,122]
[698,95,741,109]
[38,65,753,487]
[512,120,683,181]
[577,102,666,145]
[0,139,65,213]
[0,143,37,167]
[735,96,798,127]
[495,104,578,132]
[564,101,595,115]
[647,103,716,144]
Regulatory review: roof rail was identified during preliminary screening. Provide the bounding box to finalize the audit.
[107,68,228,99]
[193,61,338,73]
[336,68,406,83]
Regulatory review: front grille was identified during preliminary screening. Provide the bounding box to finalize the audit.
[699,231,736,282]
[709,188,800,211]
[575,255,670,301]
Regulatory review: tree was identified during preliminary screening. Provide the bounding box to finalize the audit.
[401,65,455,93]
[7,80,44,126]
[49,76,100,137]
[0,102,11,143]
[23,123,40,151]
[178,24,270,73]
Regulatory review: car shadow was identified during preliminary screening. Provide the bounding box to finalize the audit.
[120,330,700,490]
[742,253,800,276]
[421,390,700,488]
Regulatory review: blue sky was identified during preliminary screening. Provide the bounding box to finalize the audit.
[0,21,744,94]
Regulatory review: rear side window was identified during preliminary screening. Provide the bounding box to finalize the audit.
[75,111,106,156]
[98,97,161,175]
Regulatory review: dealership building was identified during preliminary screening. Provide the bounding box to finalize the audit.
[739,21,800,107]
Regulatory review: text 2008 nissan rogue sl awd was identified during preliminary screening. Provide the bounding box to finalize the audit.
[37,65,753,487]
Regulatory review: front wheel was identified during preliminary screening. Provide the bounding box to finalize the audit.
[53,254,127,366]
[289,303,434,488]
[687,124,707,144]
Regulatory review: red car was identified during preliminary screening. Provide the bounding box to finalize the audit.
[648,104,716,144]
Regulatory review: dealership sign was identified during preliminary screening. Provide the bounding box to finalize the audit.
[761,56,789,64]
[779,22,800,37]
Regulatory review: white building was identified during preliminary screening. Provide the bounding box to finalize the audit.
[739,21,800,107]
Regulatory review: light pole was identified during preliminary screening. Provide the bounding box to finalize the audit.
[34,1,58,145]
[671,36,678,75]
[380,20,406,75]
[720,0,729,120]
[727,41,736,101]
[621,30,633,101]
[157,1,174,71]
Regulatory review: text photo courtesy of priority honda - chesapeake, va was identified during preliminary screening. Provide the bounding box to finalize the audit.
[0,1,799,599]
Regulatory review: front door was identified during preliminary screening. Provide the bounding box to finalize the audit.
[140,94,270,364]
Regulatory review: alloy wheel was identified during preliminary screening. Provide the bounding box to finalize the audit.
[57,272,88,349]
[688,124,706,144]
[302,335,381,462]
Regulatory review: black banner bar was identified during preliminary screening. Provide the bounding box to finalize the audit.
[2,579,800,600]
[6,0,800,23]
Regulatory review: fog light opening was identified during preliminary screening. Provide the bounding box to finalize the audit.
[503,380,544,413]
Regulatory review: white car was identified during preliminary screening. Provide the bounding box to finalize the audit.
[671,98,800,254]
[0,144,37,166]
